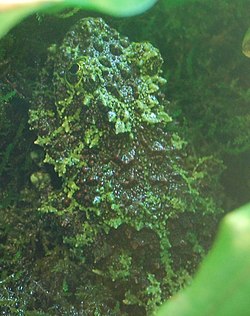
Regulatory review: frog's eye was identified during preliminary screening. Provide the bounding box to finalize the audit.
[69,63,80,75]
[66,63,80,84]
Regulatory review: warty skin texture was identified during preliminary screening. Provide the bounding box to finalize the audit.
[29,17,222,315]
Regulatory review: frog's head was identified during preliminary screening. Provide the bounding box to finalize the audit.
[53,18,129,105]
[49,17,167,137]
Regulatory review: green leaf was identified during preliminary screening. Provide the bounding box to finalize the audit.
[156,203,250,316]
[242,27,250,58]
[63,0,157,16]
[162,0,198,8]
[0,5,41,39]
[0,0,157,39]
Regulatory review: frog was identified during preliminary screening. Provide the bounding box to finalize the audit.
[29,17,222,315]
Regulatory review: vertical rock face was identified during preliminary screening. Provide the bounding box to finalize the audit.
[29,17,222,315]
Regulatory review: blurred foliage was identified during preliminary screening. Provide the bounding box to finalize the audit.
[0,84,33,209]
[242,27,250,57]
[0,0,157,39]
[156,203,250,316]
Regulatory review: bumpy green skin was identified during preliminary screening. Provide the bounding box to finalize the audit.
[30,17,181,236]
[29,17,222,315]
